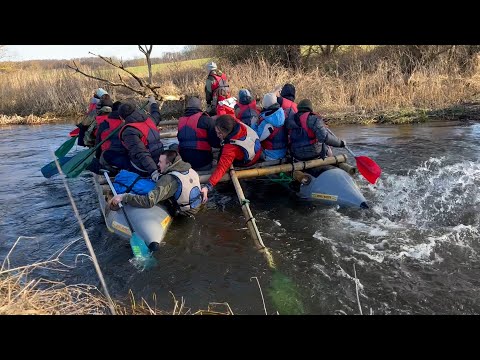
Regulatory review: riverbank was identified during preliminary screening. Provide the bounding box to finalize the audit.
[1,56,480,125]
[328,100,480,125]
[0,261,233,315]
[3,100,480,126]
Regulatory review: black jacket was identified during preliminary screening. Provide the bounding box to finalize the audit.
[121,104,164,174]
[287,111,342,160]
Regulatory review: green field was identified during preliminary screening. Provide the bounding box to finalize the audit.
[126,58,212,76]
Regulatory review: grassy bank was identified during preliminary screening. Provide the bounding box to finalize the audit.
[1,56,480,125]
[0,270,233,315]
[0,238,233,315]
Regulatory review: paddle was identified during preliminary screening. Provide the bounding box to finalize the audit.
[42,100,150,179]
[344,146,381,184]
[54,136,77,158]
[69,128,80,137]
[228,166,305,314]
[52,125,80,159]
[103,171,152,259]
[41,124,122,179]
[41,155,74,178]
[326,128,382,184]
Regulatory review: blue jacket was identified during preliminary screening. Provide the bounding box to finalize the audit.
[252,105,286,160]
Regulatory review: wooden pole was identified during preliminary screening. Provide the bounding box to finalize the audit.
[228,166,276,269]
[199,155,348,184]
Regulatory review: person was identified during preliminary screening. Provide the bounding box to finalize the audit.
[95,101,132,172]
[83,102,113,148]
[118,96,163,180]
[287,99,346,162]
[78,88,109,146]
[275,83,298,124]
[200,115,263,203]
[234,89,259,127]
[177,96,220,171]
[204,62,230,116]
[252,93,287,160]
[110,150,202,217]
[215,96,236,117]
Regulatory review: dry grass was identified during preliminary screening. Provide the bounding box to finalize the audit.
[0,237,233,315]
[1,55,480,124]
[0,113,60,125]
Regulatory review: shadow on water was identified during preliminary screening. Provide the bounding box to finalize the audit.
[2,120,480,314]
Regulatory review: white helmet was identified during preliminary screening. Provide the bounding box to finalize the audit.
[206,62,217,72]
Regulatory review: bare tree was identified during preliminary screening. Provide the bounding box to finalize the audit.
[138,45,153,84]
[319,45,342,57]
[67,46,183,104]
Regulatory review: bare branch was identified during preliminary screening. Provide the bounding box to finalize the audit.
[138,45,147,56]
[89,51,147,89]
[67,61,143,94]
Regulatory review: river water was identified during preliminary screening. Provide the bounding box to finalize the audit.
[1,120,479,314]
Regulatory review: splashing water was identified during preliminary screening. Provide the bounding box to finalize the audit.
[129,255,158,271]
[314,158,480,265]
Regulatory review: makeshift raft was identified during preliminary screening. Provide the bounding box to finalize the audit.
[92,173,173,250]
[197,154,368,208]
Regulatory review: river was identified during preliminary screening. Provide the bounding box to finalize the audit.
[1,120,479,314]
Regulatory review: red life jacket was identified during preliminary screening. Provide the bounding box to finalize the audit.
[101,118,124,152]
[177,112,211,151]
[236,101,259,126]
[87,101,97,114]
[92,114,109,137]
[289,112,317,146]
[216,103,236,117]
[210,72,230,102]
[280,98,298,122]
[119,118,162,152]
[280,98,298,113]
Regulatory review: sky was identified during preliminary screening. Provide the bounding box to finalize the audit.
[4,45,186,61]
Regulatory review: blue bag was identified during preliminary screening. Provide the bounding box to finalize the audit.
[113,170,156,195]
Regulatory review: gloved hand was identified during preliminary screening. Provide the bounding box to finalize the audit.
[151,170,160,182]
[148,95,156,105]
[340,139,347,148]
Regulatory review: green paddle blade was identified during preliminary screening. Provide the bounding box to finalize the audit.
[130,232,151,258]
[61,149,95,178]
[41,156,74,178]
[268,271,305,315]
[54,136,77,158]
[129,232,157,270]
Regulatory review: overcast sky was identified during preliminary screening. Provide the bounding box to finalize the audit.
[4,45,186,61]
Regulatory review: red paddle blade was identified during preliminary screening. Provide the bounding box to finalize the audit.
[69,128,80,137]
[355,156,382,184]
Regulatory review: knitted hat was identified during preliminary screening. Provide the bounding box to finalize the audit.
[118,103,136,119]
[262,93,278,109]
[297,99,313,113]
[280,83,296,101]
[186,96,202,109]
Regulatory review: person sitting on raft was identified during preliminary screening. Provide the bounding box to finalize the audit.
[200,115,263,203]
[110,150,203,217]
